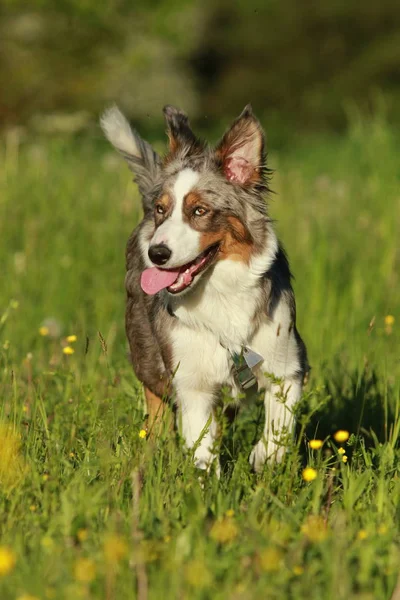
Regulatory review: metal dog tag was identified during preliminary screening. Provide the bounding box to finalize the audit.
[243,347,264,369]
[231,347,262,391]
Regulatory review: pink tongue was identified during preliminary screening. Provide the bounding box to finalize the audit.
[140,267,180,295]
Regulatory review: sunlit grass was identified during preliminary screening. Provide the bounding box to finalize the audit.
[0,116,399,599]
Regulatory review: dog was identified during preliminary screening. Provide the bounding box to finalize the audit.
[101,104,308,473]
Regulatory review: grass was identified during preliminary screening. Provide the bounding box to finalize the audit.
[0,114,399,600]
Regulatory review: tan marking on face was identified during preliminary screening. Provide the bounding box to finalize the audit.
[199,216,253,264]
[154,193,172,226]
[182,191,210,223]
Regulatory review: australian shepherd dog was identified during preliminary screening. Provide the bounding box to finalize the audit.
[101,104,308,473]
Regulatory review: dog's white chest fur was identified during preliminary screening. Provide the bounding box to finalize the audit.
[169,253,300,396]
[171,259,260,350]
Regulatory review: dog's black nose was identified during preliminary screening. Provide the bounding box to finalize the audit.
[148,244,172,266]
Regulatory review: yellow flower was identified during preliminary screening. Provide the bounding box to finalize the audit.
[309,439,323,450]
[77,529,88,543]
[42,474,49,481]
[210,518,238,544]
[258,547,283,572]
[185,559,212,588]
[333,430,349,443]
[342,455,348,463]
[66,335,77,343]
[338,447,346,455]
[293,565,304,575]
[41,537,54,550]
[302,467,317,482]
[138,429,147,439]
[385,315,395,326]
[29,505,37,512]
[63,346,74,355]
[301,515,328,543]
[39,326,49,336]
[357,529,368,541]
[69,452,75,458]
[0,423,26,490]
[378,524,388,535]
[103,535,128,564]
[74,558,96,583]
[225,509,235,518]
[0,546,16,576]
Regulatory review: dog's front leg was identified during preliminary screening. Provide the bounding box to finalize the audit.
[250,378,302,472]
[177,390,219,473]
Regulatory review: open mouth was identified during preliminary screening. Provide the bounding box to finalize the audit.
[140,243,220,295]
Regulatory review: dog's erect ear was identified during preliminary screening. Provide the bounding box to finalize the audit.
[163,105,201,154]
[215,105,266,186]
[100,106,161,201]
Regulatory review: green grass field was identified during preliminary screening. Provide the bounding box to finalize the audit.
[0,115,399,600]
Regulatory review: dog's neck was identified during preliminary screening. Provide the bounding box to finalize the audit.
[167,228,278,351]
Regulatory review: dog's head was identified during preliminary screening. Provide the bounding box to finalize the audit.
[101,105,272,296]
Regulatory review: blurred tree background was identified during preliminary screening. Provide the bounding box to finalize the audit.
[1,0,399,142]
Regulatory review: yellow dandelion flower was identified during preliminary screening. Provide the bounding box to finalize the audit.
[77,528,88,543]
[103,535,128,564]
[39,326,49,336]
[185,559,212,589]
[302,467,317,482]
[225,509,235,518]
[309,439,323,450]
[10,300,19,310]
[63,346,74,355]
[301,515,328,543]
[74,558,96,583]
[41,537,54,550]
[210,518,238,544]
[378,524,388,535]
[342,455,348,463]
[138,429,147,439]
[0,423,26,490]
[338,447,346,455]
[66,335,77,343]
[385,315,395,326]
[0,546,16,576]
[42,474,49,481]
[293,565,304,576]
[69,452,75,458]
[29,505,37,512]
[333,430,349,443]
[258,547,283,572]
[357,529,368,541]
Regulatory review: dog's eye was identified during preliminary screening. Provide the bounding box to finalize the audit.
[155,204,165,215]
[193,206,208,217]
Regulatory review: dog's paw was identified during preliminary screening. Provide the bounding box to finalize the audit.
[249,440,285,472]
[194,449,221,479]
[249,440,268,472]
[194,455,221,478]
